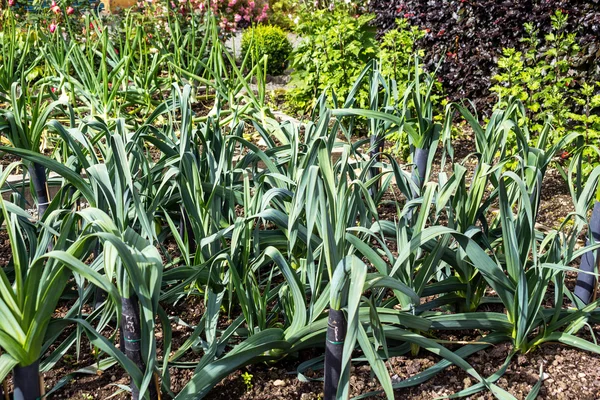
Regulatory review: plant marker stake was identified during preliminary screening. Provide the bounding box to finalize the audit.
[94,286,107,310]
[13,360,41,400]
[412,146,428,196]
[29,163,50,219]
[324,309,346,400]
[406,146,429,221]
[121,296,158,400]
[574,201,600,304]
[369,133,384,200]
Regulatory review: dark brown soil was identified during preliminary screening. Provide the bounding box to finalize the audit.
[0,151,20,168]
[203,339,600,400]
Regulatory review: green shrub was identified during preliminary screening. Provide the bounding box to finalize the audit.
[286,9,378,113]
[241,24,293,76]
[380,18,425,83]
[491,11,581,132]
[491,10,600,171]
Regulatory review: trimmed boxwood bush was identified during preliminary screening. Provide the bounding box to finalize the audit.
[241,24,293,76]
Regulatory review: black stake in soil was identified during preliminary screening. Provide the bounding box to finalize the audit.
[121,295,158,400]
[94,286,107,310]
[406,146,429,222]
[29,163,50,219]
[368,133,384,200]
[12,361,41,400]
[324,309,347,400]
[412,147,429,197]
[574,201,600,304]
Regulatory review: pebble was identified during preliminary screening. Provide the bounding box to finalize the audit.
[463,377,472,389]
[542,372,550,380]
[273,379,286,387]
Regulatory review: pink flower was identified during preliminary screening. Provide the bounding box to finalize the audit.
[50,0,60,13]
[228,0,236,6]
[49,22,58,33]
[66,6,74,14]
[8,0,15,6]
[248,0,254,9]
[234,13,241,22]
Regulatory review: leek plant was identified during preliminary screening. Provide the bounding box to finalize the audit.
[402,58,442,198]
[435,99,520,311]
[0,82,67,219]
[0,11,37,96]
[0,165,116,400]
[566,149,600,305]
[156,9,211,86]
[574,200,600,304]
[76,209,164,400]
[65,20,134,123]
[2,113,168,397]
[167,15,275,130]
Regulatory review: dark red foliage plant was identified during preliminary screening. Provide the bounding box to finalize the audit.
[368,0,600,113]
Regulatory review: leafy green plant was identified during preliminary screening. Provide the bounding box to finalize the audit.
[242,24,292,76]
[379,18,425,83]
[569,82,600,169]
[491,11,600,144]
[287,9,378,112]
[241,371,253,391]
[491,11,581,131]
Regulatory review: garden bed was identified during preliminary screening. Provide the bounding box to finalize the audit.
[1,2,600,400]
[2,143,595,399]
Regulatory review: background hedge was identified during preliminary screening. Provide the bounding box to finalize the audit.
[368,0,600,112]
